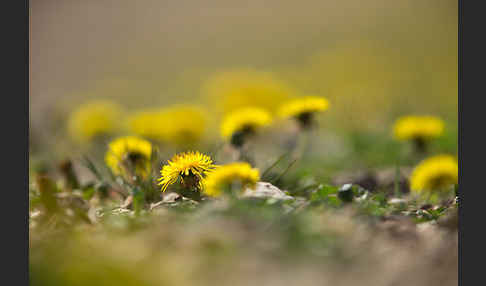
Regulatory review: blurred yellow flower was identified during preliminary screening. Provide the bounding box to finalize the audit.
[393,116,444,141]
[221,107,272,140]
[278,96,329,119]
[105,136,153,179]
[126,105,207,146]
[125,109,167,142]
[410,154,458,194]
[203,162,260,197]
[278,96,329,128]
[159,106,208,146]
[158,151,215,192]
[203,69,296,114]
[68,100,123,142]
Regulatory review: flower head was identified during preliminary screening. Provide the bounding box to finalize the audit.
[393,116,444,141]
[68,100,123,142]
[220,107,272,146]
[203,162,260,197]
[158,151,215,192]
[278,96,329,128]
[203,69,296,114]
[105,136,153,179]
[278,96,329,118]
[159,106,208,146]
[126,105,207,146]
[410,154,458,194]
[125,109,167,142]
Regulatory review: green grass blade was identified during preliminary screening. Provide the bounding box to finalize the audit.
[261,152,290,180]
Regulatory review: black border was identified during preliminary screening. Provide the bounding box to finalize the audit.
[4,0,29,285]
[459,0,486,285]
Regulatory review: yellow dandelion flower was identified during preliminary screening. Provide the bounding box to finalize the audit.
[410,154,458,194]
[105,136,153,179]
[203,69,296,114]
[125,109,167,142]
[277,96,329,129]
[68,100,123,142]
[159,105,208,146]
[278,96,330,119]
[220,107,272,144]
[203,162,260,197]
[158,151,215,192]
[393,116,444,141]
[125,105,208,145]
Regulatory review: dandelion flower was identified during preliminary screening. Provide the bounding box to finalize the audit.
[410,154,458,194]
[203,162,260,197]
[221,107,272,147]
[393,115,445,153]
[278,96,329,128]
[158,151,215,192]
[126,105,207,146]
[394,116,444,140]
[68,100,123,142]
[105,136,153,179]
[203,69,296,114]
[125,109,167,142]
[159,106,208,146]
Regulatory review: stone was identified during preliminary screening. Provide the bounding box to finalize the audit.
[163,192,182,203]
[241,182,294,201]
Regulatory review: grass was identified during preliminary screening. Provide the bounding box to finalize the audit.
[29,126,458,286]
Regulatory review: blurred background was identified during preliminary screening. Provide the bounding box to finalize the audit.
[29,0,457,170]
[29,2,458,285]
